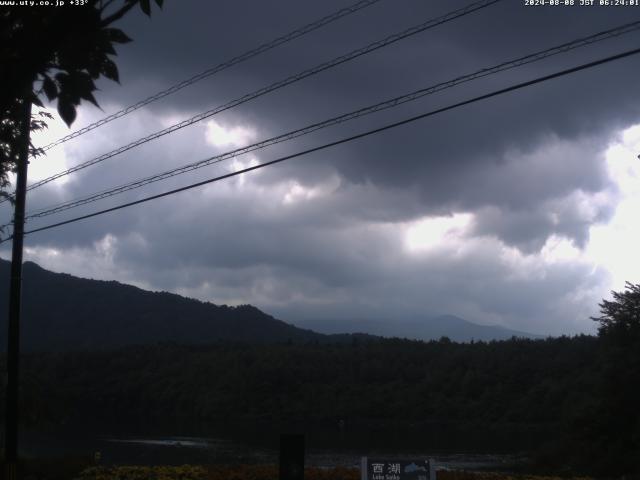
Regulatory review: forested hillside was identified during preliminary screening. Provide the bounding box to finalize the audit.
[1,337,601,466]
[0,260,331,349]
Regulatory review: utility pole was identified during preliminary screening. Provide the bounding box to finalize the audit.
[4,92,32,480]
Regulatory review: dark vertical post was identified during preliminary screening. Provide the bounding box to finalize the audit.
[4,95,32,480]
[279,433,305,480]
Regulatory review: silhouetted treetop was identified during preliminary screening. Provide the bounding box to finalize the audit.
[592,282,640,338]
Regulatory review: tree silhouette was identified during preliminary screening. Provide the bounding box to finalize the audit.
[0,0,164,199]
[592,281,640,338]
[586,282,640,475]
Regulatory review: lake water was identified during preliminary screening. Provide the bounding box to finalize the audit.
[22,432,520,470]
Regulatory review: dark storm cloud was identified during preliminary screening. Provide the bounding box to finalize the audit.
[94,189,607,335]
[85,0,640,250]
[8,0,640,335]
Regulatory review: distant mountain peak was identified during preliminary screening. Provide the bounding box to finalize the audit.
[290,314,542,342]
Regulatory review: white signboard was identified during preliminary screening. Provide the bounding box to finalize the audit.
[361,457,436,480]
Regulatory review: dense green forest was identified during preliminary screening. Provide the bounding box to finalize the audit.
[8,336,595,432]
[1,333,635,475]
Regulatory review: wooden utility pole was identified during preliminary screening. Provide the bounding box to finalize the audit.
[4,93,32,480]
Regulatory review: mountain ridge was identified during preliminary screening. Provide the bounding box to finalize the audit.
[0,258,539,350]
[291,314,542,342]
[0,259,333,350]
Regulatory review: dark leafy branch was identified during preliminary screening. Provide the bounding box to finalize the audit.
[0,0,164,202]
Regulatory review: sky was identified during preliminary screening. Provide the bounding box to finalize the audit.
[2,0,640,336]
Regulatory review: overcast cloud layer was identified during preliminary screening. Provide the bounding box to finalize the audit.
[3,0,640,335]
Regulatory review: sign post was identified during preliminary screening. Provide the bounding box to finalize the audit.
[279,433,305,480]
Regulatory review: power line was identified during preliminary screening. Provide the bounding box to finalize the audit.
[36,0,385,152]
[21,19,640,221]
[24,0,501,192]
[16,0,502,198]
[8,45,639,242]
